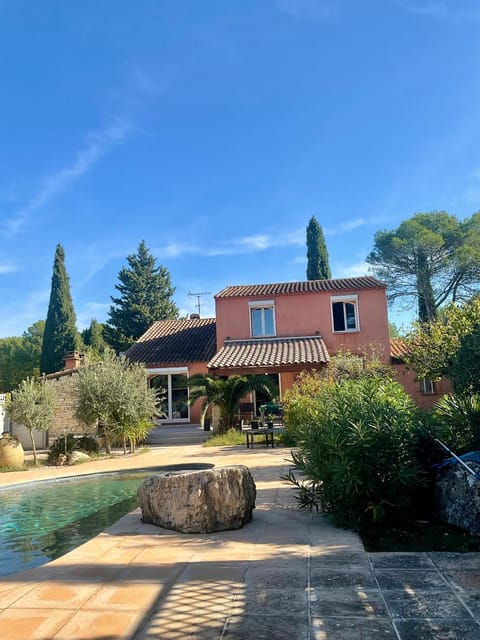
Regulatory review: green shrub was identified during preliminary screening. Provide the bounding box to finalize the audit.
[47,434,78,464]
[282,370,324,444]
[283,376,426,529]
[432,393,480,455]
[203,429,245,447]
[76,434,99,454]
[47,433,99,463]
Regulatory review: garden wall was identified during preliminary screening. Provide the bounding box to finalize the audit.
[436,461,480,536]
[45,369,94,443]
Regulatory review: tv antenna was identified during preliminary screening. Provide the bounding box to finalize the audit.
[188,291,211,316]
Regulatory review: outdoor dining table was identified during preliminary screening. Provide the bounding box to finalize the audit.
[245,427,282,449]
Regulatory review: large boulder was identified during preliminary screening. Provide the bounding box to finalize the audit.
[138,465,256,533]
[68,450,91,465]
[436,460,480,535]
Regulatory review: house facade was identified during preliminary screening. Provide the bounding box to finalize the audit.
[125,317,217,424]
[210,276,390,395]
[126,276,400,424]
[390,338,452,409]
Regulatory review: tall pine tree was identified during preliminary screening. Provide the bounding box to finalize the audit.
[306,216,331,280]
[40,244,79,374]
[105,240,179,352]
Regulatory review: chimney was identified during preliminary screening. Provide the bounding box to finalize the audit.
[190,313,200,320]
[64,351,83,370]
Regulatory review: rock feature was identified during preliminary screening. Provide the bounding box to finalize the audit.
[68,450,91,465]
[436,461,480,535]
[138,465,256,533]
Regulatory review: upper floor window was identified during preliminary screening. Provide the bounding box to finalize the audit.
[331,295,359,333]
[249,301,275,337]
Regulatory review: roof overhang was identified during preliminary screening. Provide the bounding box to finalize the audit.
[208,336,330,375]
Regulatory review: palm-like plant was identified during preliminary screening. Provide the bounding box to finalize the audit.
[188,374,278,433]
[433,393,480,454]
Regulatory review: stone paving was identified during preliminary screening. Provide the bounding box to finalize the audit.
[0,442,479,639]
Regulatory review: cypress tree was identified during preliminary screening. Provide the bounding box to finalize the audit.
[81,319,107,357]
[306,215,331,280]
[40,244,79,374]
[104,240,179,352]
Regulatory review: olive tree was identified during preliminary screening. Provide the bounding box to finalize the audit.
[74,350,158,453]
[5,377,55,465]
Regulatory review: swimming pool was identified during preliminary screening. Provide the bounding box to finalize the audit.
[0,464,212,577]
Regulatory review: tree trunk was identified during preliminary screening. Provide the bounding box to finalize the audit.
[417,253,437,322]
[29,429,37,466]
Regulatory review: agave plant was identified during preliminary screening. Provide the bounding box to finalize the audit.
[188,374,278,433]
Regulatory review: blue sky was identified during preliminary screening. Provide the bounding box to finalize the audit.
[1,0,480,337]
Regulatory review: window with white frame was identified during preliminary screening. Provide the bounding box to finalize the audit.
[249,301,276,337]
[420,379,436,395]
[331,295,359,333]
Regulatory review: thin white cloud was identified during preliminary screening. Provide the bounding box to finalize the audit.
[387,0,480,20]
[5,119,132,236]
[128,64,166,97]
[334,261,371,278]
[0,262,19,274]
[154,230,305,260]
[389,0,448,17]
[237,235,271,250]
[324,216,385,236]
[325,218,366,235]
[275,0,339,20]
[80,222,368,289]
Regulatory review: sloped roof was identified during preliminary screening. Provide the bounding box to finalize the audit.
[208,336,330,370]
[390,338,407,361]
[125,318,217,365]
[215,276,385,299]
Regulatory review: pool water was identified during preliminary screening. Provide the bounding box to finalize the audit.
[0,469,157,577]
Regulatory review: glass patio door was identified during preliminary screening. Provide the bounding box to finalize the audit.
[150,371,189,422]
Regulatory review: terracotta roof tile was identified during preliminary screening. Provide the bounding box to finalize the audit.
[208,336,330,370]
[215,276,385,299]
[125,318,217,365]
[390,338,407,360]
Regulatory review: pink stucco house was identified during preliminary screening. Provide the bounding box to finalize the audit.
[126,275,443,424]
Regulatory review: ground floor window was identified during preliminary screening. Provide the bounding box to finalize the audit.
[420,378,436,395]
[150,370,189,421]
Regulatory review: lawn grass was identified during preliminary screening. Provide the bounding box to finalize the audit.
[203,429,289,447]
[203,429,246,446]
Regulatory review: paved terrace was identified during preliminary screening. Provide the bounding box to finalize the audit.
[1,441,480,639]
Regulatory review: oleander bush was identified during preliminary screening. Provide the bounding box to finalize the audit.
[283,375,427,528]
